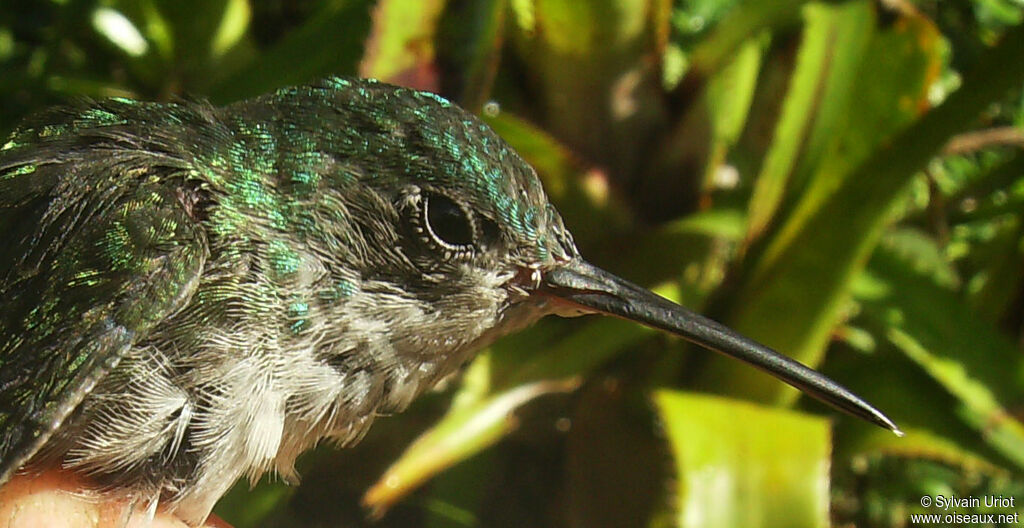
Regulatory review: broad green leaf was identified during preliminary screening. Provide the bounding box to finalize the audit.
[665,208,746,240]
[753,12,942,276]
[655,390,830,528]
[746,1,874,242]
[358,0,449,90]
[788,2,878,197]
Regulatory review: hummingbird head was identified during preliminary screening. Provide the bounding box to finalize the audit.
[236,77,897,433]
[216,78,586,414]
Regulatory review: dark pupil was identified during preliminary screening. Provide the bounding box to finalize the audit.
[426,193,474,247]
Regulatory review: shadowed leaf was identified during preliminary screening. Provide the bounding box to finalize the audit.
[362,354,579,515]
[210,0,374,102]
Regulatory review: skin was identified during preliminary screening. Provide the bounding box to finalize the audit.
[0,472,230,528]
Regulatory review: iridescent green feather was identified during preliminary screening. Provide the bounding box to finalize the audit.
[0,102,210,483]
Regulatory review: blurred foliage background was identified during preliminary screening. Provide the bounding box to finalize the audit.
[2,0,1024,526]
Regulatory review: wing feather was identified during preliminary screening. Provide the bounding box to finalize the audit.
[0,108,209,484]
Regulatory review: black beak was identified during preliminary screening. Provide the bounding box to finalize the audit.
[541,259,902,435]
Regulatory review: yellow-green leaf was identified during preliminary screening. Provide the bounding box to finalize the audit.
[654,390,831,528]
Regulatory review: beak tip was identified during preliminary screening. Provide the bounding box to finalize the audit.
[542,260,902,435]
[881,417,904,437]
[858,406,902,436]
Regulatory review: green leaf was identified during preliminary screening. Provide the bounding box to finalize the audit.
[666,208,747,240]
[654,390,831,528]
[746,1,874,242]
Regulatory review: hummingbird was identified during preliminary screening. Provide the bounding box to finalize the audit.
[0,77,900,525]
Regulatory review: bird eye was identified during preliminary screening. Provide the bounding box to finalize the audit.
[422,192,475,255]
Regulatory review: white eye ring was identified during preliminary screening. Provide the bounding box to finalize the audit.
[411,190,477,261]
